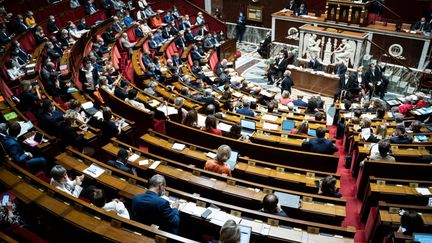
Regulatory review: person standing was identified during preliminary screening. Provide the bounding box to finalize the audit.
[236,12,246,43]
[280,70,294,94]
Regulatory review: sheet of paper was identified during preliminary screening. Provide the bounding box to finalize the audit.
[128,154,140,162]
[147,99,161,108]
[59,64,68,71]
[210,211,241,226]
[217,122,232,132]
[83,163,106,178]
[206,152,217,159]
[180,202,207,216]
[149,160,161,169]
[262,114,278,122]
[361,128,371,140]
[138,160,149,166]
[197,114,206,127]
[157,105,178,116]
[239,219,264,234]
[18,121,33,138]
[172,143,186,151]
[416,188,432,195]
[93,111,103,120]
[263,122,279,130]
[81,101,94,110]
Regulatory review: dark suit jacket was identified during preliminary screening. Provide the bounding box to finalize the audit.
[308,59,321,71]
[175,37,186,49]
[107,160,134,174]
[39,110,64,136]
[413,21,431,32]
[302,138,338,154]
[191,50,203,62]
[1,136,28,163]
[365,68,381,86]
[334,63,347,75]
[47,20,59,33]
[281,76,294,93]
[390,136,413,144]
[295,8,308,16]
[132,191,180,233]
[286,2,297,10]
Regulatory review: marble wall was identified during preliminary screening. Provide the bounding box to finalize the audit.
[226,22,270,44]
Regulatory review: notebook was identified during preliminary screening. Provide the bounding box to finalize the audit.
[240,119,256,136]
[282,120,295,131]
[274,191,300,209]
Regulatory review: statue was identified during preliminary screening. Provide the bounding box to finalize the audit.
[333,39,351,65]
[303,34,321,60]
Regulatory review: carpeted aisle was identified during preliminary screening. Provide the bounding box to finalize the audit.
[328,126,366,242]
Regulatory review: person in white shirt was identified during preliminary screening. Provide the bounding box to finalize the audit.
[88,187,130,219]
[70,0,80,8]
[50,165,84,198]
[140,22,153,35]
[195,12,205,25]
[121,33,136,54]
[125,89,151,113]
[137,0,148,10]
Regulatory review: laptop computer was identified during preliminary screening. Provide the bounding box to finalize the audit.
[413,233,432,243]
[274,191,300,209]
[239,225,252,243]
[226,150,239,171]
[282,120,295,131]
[33,132,44,144]
[307,129,317,137]
[240,119,256,136]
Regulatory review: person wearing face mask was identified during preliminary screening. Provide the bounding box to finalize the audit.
[131,174,180,234]
[295,3,308,16]
[79,59,99,94]
[50,165,84,198]
[236,11,246,43]
[15,15,27,33]
[412,17,431,32]
[47,15,59,34]
[39,99,64,136]
[24,11,36,28]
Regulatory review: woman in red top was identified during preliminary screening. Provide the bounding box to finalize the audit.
[204,145,232,176]
[202,115,222,135]
[290,120,308,135]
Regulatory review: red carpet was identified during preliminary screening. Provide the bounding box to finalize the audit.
[329,126,366,242]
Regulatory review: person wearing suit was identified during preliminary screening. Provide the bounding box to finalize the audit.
[184,29,194,43]
[148,33,161,50]
[39,99,64,136]
[302,127,338,154]
[333,60,347,75]
[412,17,431,32]
[335,71,357,101]
[163,11,173,23]
[79,61,99,93]
[235,12,246,43]
[285,0,297,11]
[132,174,180,234]
[260,194,288,217]
[390,125,413,144]
[365,63,383,99]
[307,57,321,71]
[1,122,47,172]
[203,34,214,51]
[280,70,294,94]
[295,3,308,16]
[107,148,136,175]
[84,0,98,15]
[47,16,59,34]
[175,31,187,49]
[293,95,308,107]
[178,18,190,31]
[258,31,271,58]
[15,15,28,33]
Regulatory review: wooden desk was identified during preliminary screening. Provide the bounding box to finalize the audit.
[288,67,339,97]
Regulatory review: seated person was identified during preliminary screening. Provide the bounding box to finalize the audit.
[131,174,180,234]
[195,89,220,111]
[399,210,424,236]
[302,127,338,154]
[1,122,47,172]
[291,120,308,135]
[219,220,240,243]
[50,165,84,197]
[38,99,64,136]
[86,186,130,219]
[412,17,430,32]
[183,109,200,128]
[293,95,308,107]
[285,0,297,10]
[307,56,321,71]
[143,81,158,96]
[369,139,395,162]
[411,120,424,133]
[107,148,137,175]
[58,111,93,156]
[236,99,255,117]
[295,3,308,16]
[314,111,324,122]
[204,144,232,176]
[202,115,222,135]
[279,90,293,105]
[125,89,151,113]
[318,175,342,198]
[390,125,413,144]
[260,193,287,216]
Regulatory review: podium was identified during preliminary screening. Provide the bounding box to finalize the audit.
[325,0,371,26]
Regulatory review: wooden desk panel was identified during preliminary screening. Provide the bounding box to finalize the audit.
[288,68,339,97]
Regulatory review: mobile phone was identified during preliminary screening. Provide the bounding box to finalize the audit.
[201,208,212,219]
[2,194,9,206]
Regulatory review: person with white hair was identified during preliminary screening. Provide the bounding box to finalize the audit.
[121,32,136,54]
[204,145,233,176]
[144,81,158,96]
[280,70,294,94]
